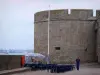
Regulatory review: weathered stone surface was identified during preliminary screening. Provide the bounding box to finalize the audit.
[96,10,100,63]
[34,9,100,64]
[34,9,93,22]
[0,55,21,71]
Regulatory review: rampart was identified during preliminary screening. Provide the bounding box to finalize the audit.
[34,9,100,64]
[0,55,21,71]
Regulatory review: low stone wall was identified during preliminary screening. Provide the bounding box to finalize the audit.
[0,55,21,71]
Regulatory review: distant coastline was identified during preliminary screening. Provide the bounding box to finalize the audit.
[0,50,33,55]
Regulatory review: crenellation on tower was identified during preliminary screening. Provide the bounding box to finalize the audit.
[35,9,94,23]
[34,9,100,64]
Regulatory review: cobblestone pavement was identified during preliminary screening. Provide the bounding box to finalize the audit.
[11,63,100,75]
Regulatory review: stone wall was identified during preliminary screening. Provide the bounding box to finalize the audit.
[34,9,97,64]
[96,10,100,63]
[0,55,21,71]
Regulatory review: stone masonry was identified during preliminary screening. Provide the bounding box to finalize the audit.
[0,55,21,71]
[34,9,100,64]
[96,10,100,63]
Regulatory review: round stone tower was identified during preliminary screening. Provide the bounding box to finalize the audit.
[34,9,96,64]
[96,10,100,63]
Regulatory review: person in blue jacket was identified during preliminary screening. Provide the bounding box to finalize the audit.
[76,57,80,70]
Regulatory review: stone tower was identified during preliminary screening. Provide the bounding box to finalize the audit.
[34,9,99,64]
[96,10,100,62]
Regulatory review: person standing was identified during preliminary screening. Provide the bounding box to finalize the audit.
[76,57,80,70]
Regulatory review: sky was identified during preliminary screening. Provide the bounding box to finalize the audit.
[0,0,100,51]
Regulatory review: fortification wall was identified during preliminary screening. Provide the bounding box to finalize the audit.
[96,10,100,63]
[34,9,96,64]
[0,55,21,71]
[35,9,93,22]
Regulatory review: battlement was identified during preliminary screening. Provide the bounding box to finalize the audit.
[96,10,100,19]
[34,9,95,22]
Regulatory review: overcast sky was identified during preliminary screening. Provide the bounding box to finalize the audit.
[0,0,100,50]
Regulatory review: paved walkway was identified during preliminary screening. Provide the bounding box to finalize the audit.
[11,63,100,75]
[11,68,100,75]
[0,68,30,75]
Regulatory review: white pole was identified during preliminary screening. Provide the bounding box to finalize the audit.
[47,5,50,64]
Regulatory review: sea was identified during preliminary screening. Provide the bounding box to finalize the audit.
[0,50,33,55]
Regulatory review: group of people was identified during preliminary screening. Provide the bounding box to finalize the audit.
[21,56,42,67]
[21,56,81,71]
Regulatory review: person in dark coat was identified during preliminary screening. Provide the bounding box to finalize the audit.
[76,57,80,70]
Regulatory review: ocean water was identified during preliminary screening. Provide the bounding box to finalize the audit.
[0,50,33,55]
